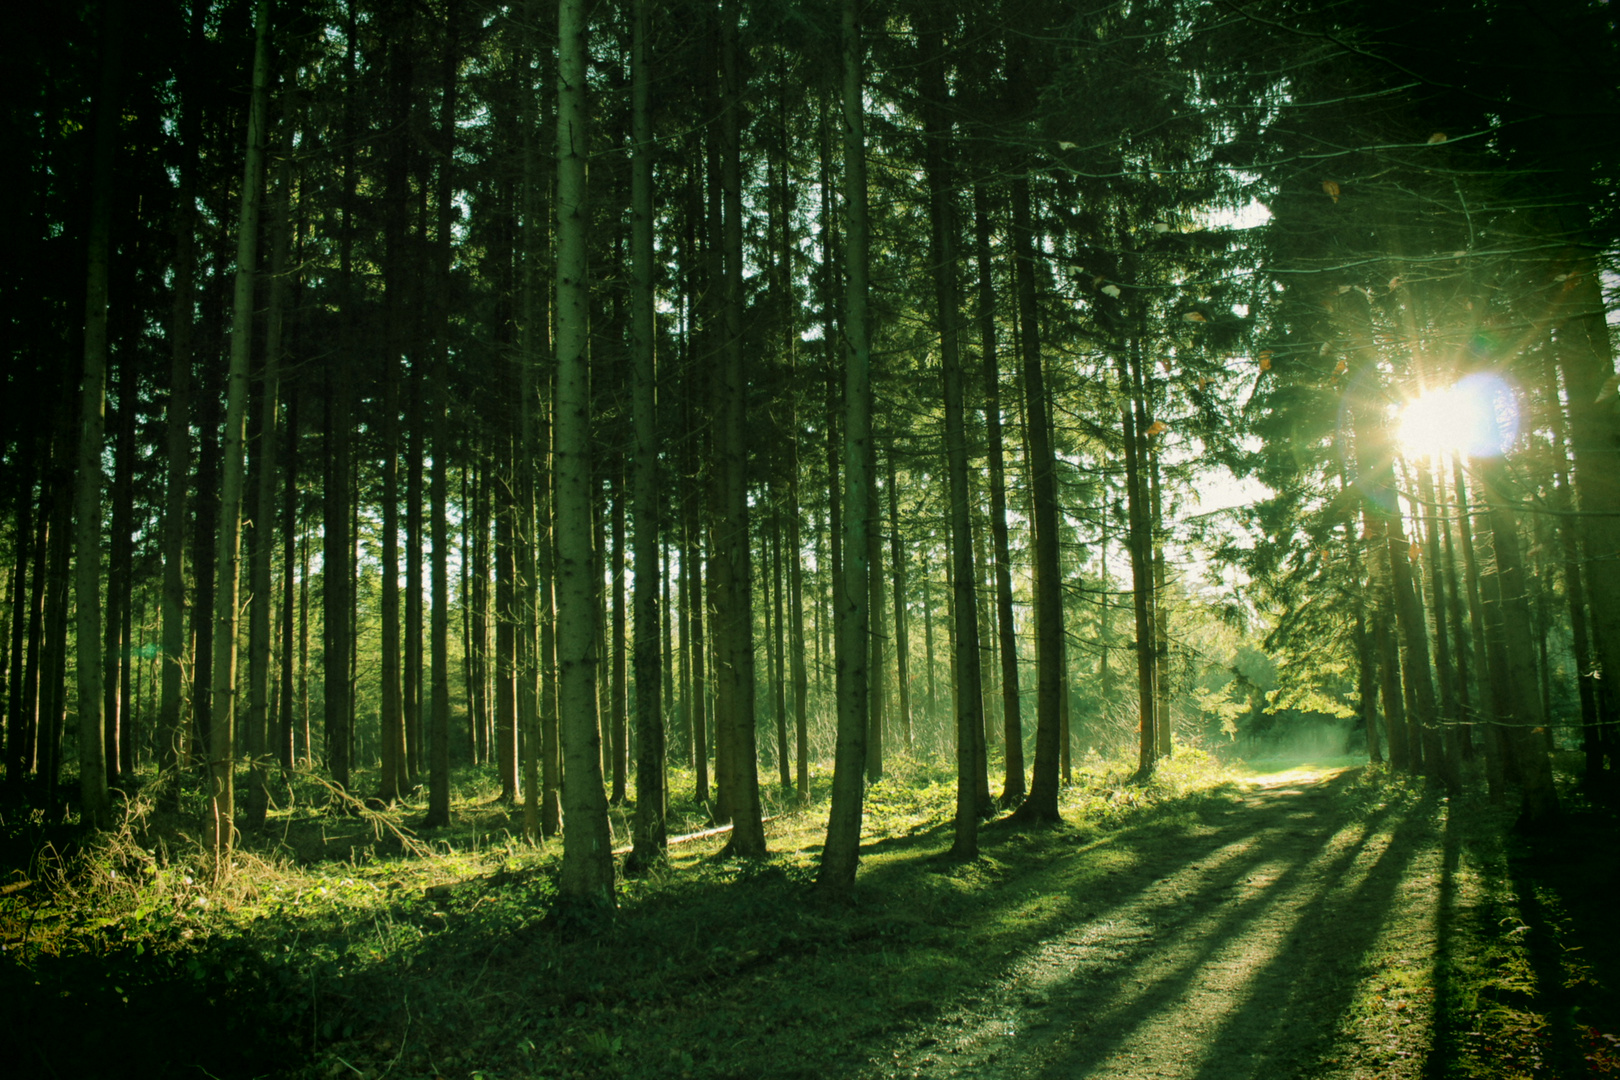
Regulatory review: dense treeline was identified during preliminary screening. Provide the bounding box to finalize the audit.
[2,0,1616,897]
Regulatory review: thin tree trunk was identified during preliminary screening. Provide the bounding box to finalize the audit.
[555,0,614,903]
[516,14,543,841]
[5,485,33,781]
[105,340,136,783]
[1119,345,1158,778]
[887,451,912,751]
[1006,168,1064,825]
[1475,454,1560,826]
[74,0,124,830]
[972,186,1023,806]
[210,0,271,859]
[715,0,765,858]
[922,24,981,857]
[772,503,791,791]
[1149,442,1171,761]
[324,0,359,794]
[247,79,295,828]
[628,0,666,868]
[610,468,629,805]
[423,0,460,831]
[818,0,873,893]
[865,469,886,784]
[280,385,298,770]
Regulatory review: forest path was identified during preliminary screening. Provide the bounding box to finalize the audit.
[867,770,1442,1080]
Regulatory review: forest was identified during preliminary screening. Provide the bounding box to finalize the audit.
[2,0,1618,1076]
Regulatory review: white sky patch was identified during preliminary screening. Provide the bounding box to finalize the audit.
[1188,464,1270,517]
[1203,199,1273,231]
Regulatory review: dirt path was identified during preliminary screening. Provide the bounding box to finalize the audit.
[869,772,1443,1080]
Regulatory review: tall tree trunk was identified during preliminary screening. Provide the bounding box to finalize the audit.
[609,469,629,805]
[325,0,359,795]
[377,11,412,806]
[1149,443,1171,761]
[74,0,123,830]
[865,469,885,784]
[1415,454,1461,793]
[818,0,873,892]
[280,385,298,770]
[715,0,766,858]
[1555,270,1620,784]
[405,355,425,782]
[922,24,981,857]
[886,451,912,751]
[1339,465,1382,763]
[772,503,791,791]
[628,0,666,868]
[555,0,614,903]
[1006,170,1065,824]
[1120,345,1158,777]
[516,11,544,841]
[685,514,708,804]
[41,417,75,810]
[5,484,34,781]
[247,80,295,828]
[972,186,1022,806]
[1543,357,1600,780]
[1451,456,1494,778]
[423,0,460,831]
[105,339,136,783]
[210,0,270,859]
[1475,454,1560,826]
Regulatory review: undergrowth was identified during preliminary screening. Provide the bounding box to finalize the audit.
[7,748,1610,1079]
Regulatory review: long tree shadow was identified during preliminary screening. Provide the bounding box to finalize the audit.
[873,777,1429,1079]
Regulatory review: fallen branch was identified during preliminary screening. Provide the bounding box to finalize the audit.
[611,814,786,857]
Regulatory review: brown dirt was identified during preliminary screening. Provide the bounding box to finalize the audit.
[865,770,1444,1080]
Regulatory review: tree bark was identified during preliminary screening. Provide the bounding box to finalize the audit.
[715,0,766,858]
[818,0,873,893]
[628,0,666,869]
[971,186,1023,806]
[74,0,123,831]
[555,0,614,904]
[423,0,460,831]
[1475,454,1560,826]
[922,23,981,858]
[210,0,271,859]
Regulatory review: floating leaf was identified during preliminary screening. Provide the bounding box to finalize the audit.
[1334,358,1348,376]
[1322,180,1341,203]
[1145,421,1168,437]
[1259,355,1272,372]
[1101,283,1121,298]
[1388,276,1402,291]
[1160,358,1173,374]
[1152,221,1171,233]
[1183,311,1206,323]
[1408,541,1422,562]
[1197,376,1210,390]
[1427,131,1447,144]
[1058,141,1078,150]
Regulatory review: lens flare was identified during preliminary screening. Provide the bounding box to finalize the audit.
[1396,373,1518,459]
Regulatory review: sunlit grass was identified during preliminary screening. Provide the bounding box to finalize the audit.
[1229,754,1367,787]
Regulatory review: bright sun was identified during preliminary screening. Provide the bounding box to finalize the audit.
[1395,373,1519,459]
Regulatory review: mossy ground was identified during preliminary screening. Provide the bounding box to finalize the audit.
[1,749,1614,1079]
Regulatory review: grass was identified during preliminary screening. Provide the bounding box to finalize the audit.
[3,747,1616,1079]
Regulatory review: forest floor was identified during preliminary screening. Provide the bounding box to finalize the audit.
[3,751,1617,1080]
